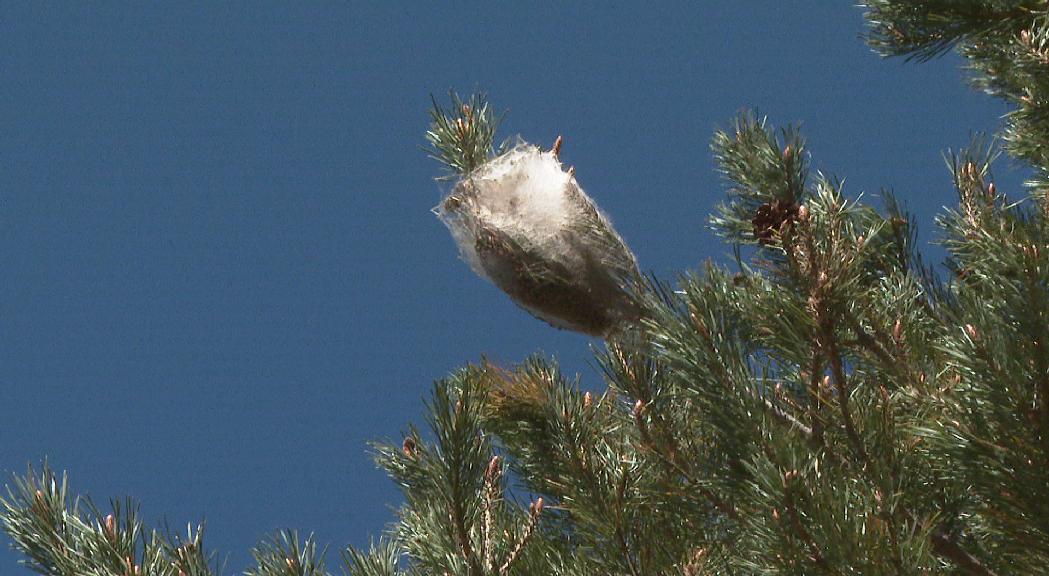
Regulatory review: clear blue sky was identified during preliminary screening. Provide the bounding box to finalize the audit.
[0,3,1021,573]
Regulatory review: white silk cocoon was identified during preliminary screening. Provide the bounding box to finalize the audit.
[435,141,639,337]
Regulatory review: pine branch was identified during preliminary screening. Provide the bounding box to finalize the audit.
[0,464,217,576]
[341,538,402,576]
[825,327,869,464]
[929,527,999,576]
[425,92,501,176]
[710,112,808,245]
[780,470,835,574]
[247,531,328,576]
[498,498,542,576]
[863,1,1039,62]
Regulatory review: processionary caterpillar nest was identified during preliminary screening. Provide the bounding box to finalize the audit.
[435,139,640,337]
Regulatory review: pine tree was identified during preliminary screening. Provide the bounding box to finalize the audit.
[5,2,1049,574]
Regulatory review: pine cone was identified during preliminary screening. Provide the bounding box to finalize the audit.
[752,199,800,245]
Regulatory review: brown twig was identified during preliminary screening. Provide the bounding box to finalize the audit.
[825,330,869,464]
[842,314,898,369]
[928,523,999,576]
[449,497,482,576]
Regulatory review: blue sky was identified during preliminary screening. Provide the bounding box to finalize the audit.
[0,2,1021,573]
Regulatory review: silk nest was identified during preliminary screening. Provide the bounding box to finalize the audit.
[435,140,639,337]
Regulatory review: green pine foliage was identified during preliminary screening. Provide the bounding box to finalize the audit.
[0,466,215,576]
[425,92,502,177]
[5,2,1049,575]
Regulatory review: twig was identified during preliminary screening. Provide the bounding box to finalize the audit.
[623,339,741,521]
[613,468,642,576]
[763,397,814,438]
[449,498,482,576]
[806,353,826,447]
[481,456,500,571]
[782,471,836,574]
[842,314,897,369]
[929,525,999,576]
[825,326,869,464]
[498,498,542,575]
